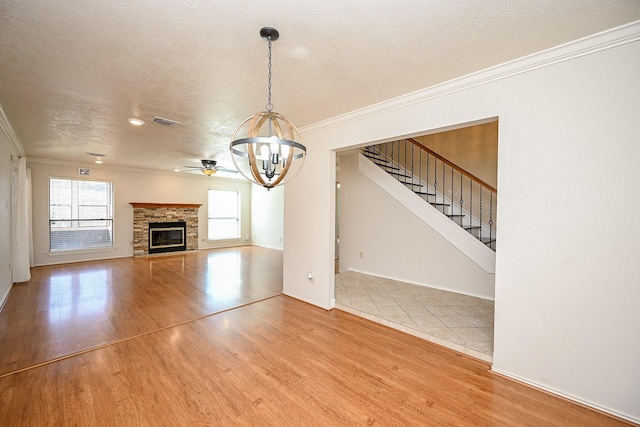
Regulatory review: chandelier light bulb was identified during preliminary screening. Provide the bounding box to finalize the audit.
[259,144,270,159]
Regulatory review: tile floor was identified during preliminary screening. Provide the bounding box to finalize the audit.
[334,271,494,362]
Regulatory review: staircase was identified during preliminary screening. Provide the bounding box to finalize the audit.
[363,140,497,251]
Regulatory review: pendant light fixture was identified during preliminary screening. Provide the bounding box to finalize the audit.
[230,27,306,190]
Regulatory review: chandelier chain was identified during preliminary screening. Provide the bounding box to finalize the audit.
[266,39,273,112]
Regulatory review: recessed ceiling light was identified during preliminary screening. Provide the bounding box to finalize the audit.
[87,152,106,164]
[173,167,180,172]
[128,118,145,126]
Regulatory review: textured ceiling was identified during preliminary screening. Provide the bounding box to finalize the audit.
[1,0,639,175]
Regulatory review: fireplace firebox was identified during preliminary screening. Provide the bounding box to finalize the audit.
[148,221,187,254]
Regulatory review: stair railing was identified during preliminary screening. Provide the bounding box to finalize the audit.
[364,138,497,251]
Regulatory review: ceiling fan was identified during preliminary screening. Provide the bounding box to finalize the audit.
[183,160,237,176]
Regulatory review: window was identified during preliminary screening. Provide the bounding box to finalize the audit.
[208,189,240,240]
[49,178,114,252]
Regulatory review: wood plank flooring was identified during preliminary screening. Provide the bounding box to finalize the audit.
[0,246,283,376]
[0,247,633,426]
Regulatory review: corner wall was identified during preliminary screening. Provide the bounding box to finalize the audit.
[285,23,640,422]
[250,183,284,250]
[0,124,14,306]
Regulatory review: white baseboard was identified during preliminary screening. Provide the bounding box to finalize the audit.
[282,290,333,311]
[0,283,12,313]
[490,367,640,425]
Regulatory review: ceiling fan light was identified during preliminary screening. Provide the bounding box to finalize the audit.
[202,169,216,176]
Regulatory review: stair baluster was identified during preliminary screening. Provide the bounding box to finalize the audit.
[363,139,497,251]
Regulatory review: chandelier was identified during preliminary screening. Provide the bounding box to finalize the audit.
[230,27,306,190]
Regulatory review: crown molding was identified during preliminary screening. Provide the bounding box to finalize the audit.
[302,20,640,136]
[25,156,242,182]
[0,103,26,156]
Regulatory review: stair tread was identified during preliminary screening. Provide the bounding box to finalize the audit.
[386,171,412,179]
[364,154,390,164]
[414,191,436,196]
[399,181,423,187]
[379,164,401,171]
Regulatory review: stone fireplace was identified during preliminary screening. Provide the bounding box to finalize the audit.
[130,203,201,256]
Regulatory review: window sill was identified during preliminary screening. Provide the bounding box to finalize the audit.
[48,247,116,256]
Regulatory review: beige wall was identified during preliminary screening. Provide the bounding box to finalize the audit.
[414,121,498,188]
[28,159,252,266]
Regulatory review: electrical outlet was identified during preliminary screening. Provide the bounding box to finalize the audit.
[359,251,364,258]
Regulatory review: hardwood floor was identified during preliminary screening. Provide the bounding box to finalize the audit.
[0,248,633,426]
[0,246,283,376]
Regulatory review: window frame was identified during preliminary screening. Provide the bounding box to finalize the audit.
[207,189,241,241]
[49,176,115,254]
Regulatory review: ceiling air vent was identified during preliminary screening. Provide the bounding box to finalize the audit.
[152,116,182,126]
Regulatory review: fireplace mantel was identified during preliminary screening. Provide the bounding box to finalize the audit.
[130,203,202,209]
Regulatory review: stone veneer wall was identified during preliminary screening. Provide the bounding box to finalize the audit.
[131,203,200,255]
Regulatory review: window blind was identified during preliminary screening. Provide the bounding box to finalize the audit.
[49,178,114,252]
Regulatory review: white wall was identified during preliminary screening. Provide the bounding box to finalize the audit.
[28,159,252,266]
[338,153,495,299]
[286,23,640,422]
[250,183,284,250]
[0,124,15,306]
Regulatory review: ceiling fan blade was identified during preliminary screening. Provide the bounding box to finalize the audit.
[215,165,238,173]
